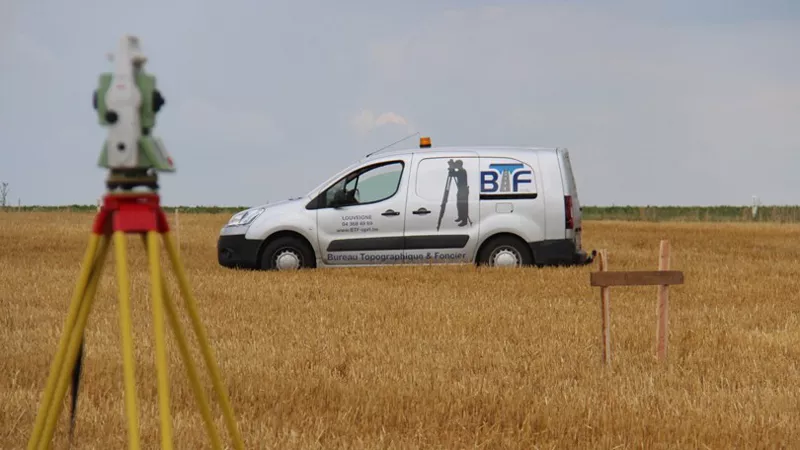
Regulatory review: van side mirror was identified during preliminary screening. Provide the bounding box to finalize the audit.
[329,189,348,208]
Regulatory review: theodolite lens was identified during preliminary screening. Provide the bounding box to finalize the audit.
[105,111,118,124]
[153,90,165,113]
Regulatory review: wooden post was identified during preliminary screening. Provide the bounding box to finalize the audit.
[589,241,684,365]
[598,249,611,365]
[656,240,670,361]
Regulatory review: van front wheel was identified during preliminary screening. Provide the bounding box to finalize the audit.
[260,236,315,271]
[477,236,534,268]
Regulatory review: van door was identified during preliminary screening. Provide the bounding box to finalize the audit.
[402,151,480,264]
[312,157,411,266]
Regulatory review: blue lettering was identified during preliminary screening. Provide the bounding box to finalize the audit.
[481,171,499,192]
[512,170,532,191]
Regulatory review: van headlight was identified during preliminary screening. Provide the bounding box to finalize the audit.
[225,208,265,227]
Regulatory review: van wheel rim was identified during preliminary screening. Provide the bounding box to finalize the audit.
[490,247,521,267]
[274,249,301,270]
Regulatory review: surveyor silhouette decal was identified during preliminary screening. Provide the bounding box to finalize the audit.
[436,159,472,231]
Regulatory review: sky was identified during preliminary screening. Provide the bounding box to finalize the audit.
[1,0,799,207]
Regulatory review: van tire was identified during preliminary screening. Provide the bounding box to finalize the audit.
[477,235,534,268]
[259,236,315,271]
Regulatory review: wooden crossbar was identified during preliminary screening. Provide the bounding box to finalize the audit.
[590,270,684,287]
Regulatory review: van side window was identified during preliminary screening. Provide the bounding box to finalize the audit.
[356,162,404,203]
[322,161,404,207]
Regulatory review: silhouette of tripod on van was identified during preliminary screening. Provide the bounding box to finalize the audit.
[436,159,472,231]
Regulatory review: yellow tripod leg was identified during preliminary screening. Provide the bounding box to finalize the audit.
[159,272,224,449]
[27,233,102,450]
[161,231,244,450]
[36,234,110,450]
[114,231,141,450]
[146,230,174,450]
[136,232,223,449]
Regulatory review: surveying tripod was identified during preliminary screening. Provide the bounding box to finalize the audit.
[26,35,244,450]
[436,161,472,232]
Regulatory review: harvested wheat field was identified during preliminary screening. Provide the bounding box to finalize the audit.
[2,211,800,449]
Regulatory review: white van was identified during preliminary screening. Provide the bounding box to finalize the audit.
[217,137,596,270]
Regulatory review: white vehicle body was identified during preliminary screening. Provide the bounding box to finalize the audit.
[217,143,595,270]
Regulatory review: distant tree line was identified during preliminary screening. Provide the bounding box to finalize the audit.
[5,202,800,222]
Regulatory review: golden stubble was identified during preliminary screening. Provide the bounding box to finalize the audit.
[1,212,799,449]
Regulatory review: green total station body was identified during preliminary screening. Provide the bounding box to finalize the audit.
[93,69,175,175]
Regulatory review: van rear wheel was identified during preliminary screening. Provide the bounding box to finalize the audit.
[477,236,534,268]
[260,236,315,271]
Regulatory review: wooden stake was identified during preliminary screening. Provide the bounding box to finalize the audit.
[598,249,611,366]
[656,240,670,361]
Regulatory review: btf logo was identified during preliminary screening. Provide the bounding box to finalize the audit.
[480,163,533,193]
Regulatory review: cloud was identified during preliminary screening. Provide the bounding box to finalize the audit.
[350,109,413,137]
[350,109,375,136]
[375,111,408,127]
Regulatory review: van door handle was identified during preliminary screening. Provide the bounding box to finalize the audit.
[412,207,431,215]
[381,209,400,216]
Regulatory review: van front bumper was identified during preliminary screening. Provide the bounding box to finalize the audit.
[529,239,596,267]
[217,234,262,269]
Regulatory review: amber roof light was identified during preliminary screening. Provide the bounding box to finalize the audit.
[419,136,431,148]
